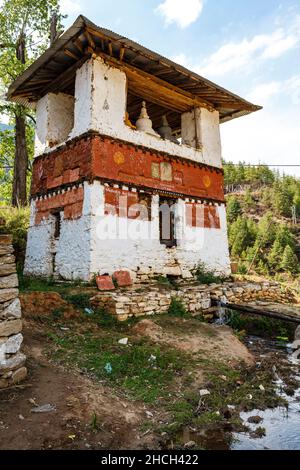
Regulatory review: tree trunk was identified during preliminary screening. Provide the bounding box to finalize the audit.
[12,114,28,207]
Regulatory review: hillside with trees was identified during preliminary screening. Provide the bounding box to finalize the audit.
[224,161,300,283]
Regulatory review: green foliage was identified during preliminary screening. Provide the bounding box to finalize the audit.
[195,262,225,284]
[229,216,257,258]
[243,188,256,210]
[281,245,298,274]
[0,0,65,202]
[226,196,242,223]
[168,298,188,317]
[0,205,29,251]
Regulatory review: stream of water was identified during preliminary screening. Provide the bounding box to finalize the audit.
[232,335,300,450]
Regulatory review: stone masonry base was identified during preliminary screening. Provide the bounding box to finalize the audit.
[91,281,296,321]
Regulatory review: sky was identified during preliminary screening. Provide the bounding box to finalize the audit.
[4,0,300,175]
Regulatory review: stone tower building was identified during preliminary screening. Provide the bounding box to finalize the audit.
[7,16,261,282]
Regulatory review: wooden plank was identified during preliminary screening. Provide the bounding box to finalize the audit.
[224,302,300,324]
[84,30,96,49]
[94,49,214,112]
[64,48,80,61]
[40,55,90,96]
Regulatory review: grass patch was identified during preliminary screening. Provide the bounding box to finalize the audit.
[227,310,294,340]
[168,298,188,317]
[49,330,192,404]
[195,263,226,285]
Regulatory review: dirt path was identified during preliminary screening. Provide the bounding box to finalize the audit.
[0,323,158,450]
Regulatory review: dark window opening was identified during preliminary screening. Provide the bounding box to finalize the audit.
[159,197,177,248]
[52,211,61,239]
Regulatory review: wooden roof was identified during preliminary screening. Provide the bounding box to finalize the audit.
[7,15,262,131]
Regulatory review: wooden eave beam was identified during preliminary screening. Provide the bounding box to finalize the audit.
[94,49,215,112]
[38,55,90,97]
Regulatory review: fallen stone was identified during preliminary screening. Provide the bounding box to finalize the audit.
[10,366,27,385]
[0,319,22,337]
[113,270,133,287]
[96,275,115,291]
[0,352,26,373]
[0,273,19,289]
[31,404,56,413]
[248,415,263,424]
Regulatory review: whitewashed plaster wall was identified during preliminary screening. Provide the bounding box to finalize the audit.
[34,57,223,169]
[34,92,74,156]
[181,108,222,168]
[176,203,231,276]
[24,184,92,281]
[24,182,230,280]
[24,200,55,277]
[89,182,230,278]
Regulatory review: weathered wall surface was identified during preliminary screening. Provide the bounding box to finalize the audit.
[91,281,296,321]
[24,184,92,280]
[35,57,224,169]
[25,180,230,280]
[0,235,26,389]
[31,134,225,203]
[35,92,74,156]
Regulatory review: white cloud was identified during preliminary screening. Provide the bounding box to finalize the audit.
[246,75,300,105]
[246,82,281,105]
[156,0,204,29]
[60,0,81,16]
[196,16,300,78]
[221,106,300,177]
[171,53,189,67]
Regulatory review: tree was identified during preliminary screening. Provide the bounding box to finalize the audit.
[227,196,242,222]
[0,0,64,206]
[243,188,256,210]
[272,181,293,218]
[281,245,298,274]
[229,216,256,258]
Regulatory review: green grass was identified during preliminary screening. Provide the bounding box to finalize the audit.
[195,263,227,285]
[227,310,294,340]
[168,298,188,317]
[49,330,192,404]
[18,274,82,293]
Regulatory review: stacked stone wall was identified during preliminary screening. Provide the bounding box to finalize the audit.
[0,235,26,389]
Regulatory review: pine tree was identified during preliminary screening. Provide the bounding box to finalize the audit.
[227,196,242,223]
[281,245,298,274]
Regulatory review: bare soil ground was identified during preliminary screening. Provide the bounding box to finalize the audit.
[1,291,279,451]
[0,322,159,450]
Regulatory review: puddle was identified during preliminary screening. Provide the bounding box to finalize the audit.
[232,335,300,450]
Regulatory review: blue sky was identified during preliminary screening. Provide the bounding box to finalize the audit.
[15,1,300,174]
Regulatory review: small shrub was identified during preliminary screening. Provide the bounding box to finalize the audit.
[168,298,187,317]
[195,263,225,285]
[64,293,91,310]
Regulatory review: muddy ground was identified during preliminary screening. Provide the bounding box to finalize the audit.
[0,290,292,450]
